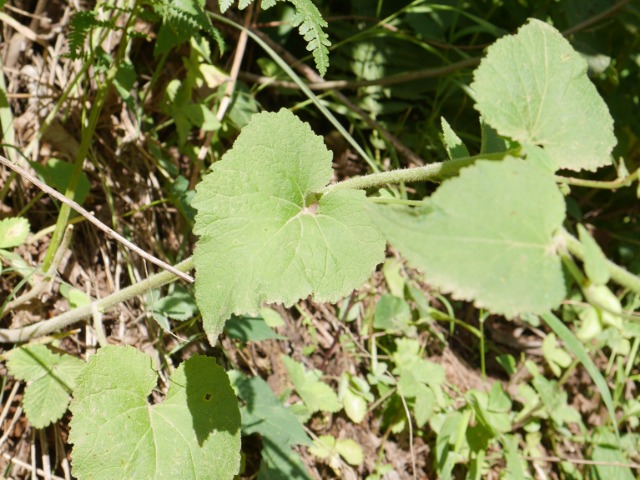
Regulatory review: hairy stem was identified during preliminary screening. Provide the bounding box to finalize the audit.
[0,258,194,343]
[318,151,512,194]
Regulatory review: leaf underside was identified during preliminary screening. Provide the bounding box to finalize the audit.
[371,157,567,317]
[193,109,385,345]
[472,18,616,171]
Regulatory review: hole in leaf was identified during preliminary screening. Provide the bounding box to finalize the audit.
[204,393,212,401]
[302,202,319,215]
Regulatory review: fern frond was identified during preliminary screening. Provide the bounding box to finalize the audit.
[219,0,331,76]
[286,0,330,76]
[154,0,225,55]
[219,0,252,12]
[66,11,113,60]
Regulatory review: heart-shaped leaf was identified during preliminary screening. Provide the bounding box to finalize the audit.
[69,346,241,480]
[371,157,566,316]
[193,109,385,344]
[472,19,615,171]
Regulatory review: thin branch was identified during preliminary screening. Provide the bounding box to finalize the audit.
[562,0,632,36]
[238,57,478,91]
[555,169,639,190]
[0,155,194,283]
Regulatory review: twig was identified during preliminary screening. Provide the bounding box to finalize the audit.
[0,155,194,283]
[398,392,417,480]
[1,453,66,480]
[0,405,22,447]
[39,429,52,480]
[555,169,639,190]
[0,381,21,446]
[238,58,479,91]
[562,0,632,36]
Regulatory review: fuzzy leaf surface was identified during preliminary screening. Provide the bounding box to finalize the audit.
[69,346,240,480]
[193,109,384,344]
[371,157,566,317]
[472,19,615,171]
[7,345,84,428]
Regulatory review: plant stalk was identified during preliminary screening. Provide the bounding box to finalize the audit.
[0,258,194,343]
[560,228,640,293]
[318,151,512,194]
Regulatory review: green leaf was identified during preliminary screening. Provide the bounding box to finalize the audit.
[31,159,91,204]
[281,356,341,413]
[66,11,111,60]
[235,374,310,448]
[371,157,566,317]
[152,284,198,321]
[258,440,312,480]
[335,438,363,466]
[155,0,224,55]
[479,118,508,155]
[392,339,445,398]
[578,224,610,284]
[591,445,635,480]
[583,284,623,329]
[285,0,331,76]
[502,435,527,480]
[226,315,284,342]
[441,117,469,159]
[193,109,385,344]
[467,384,512,435]
[0,217,29,249]
[218,0,233,12]
[114,60,136,103]
[542,332,572,377]
[496,354,516,375]
[382,258,406,297]
[414,384,436,428]
[234,374,311,479]
[435,411,466,480]
[309,434,336,460]
[7,345,84,429]
[309,434,363,468]
[60,284,92,308]
[259,307,285,328]
[472,19,615,171]
[218,0,329,75]
[373,294,412,333]
[69,346,241,480]
[342,387,367,423]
